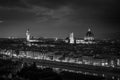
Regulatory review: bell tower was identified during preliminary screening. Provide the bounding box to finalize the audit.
[69,32,74,44]
[26,29,31,41]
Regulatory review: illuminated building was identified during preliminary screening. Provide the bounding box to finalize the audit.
[84,28,94,41]
[69,32,74,44]
[65,32,75,44]
[26,29,39,42]
[65,28,95,44]
[26,29,31,41]
[26,28,95,45]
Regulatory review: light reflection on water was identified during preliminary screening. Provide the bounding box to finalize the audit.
[37,65,120,80]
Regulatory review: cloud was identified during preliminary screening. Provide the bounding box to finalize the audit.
[0,0,74,22]
[0,0,29,8]
[0,20,3,23]
[28,5,74,22]
[25,0,120,23]
[0,0,119,24]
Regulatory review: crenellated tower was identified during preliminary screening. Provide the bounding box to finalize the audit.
[26,29,31,41]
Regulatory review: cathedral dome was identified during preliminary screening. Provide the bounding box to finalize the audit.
[84,28,94,41]
[86,28,94,37]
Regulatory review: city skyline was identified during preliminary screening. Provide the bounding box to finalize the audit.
[0,0,120,39]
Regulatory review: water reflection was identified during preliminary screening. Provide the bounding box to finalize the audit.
[37,65,120,80]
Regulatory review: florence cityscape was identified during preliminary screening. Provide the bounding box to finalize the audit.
[0,0,120,80]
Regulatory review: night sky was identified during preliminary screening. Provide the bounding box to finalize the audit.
[0,0,120,39]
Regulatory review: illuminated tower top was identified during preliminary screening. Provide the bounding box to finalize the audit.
[88,28,91,32]
[26,29,29,34]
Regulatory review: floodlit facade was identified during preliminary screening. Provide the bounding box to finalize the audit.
[26,28,95,44]
[65,28,95,44]
[26,29,31,41]
[26,29,39,42]
[69,32,75,44]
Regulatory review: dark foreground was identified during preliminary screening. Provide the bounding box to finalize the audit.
[0,57,112,80]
